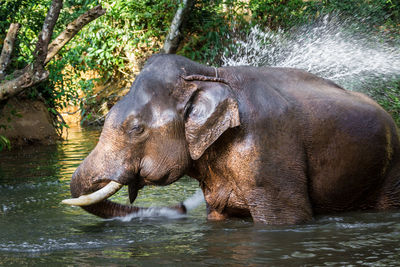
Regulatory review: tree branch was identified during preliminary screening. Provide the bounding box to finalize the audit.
[0,2,106,102]
[161,0,195,54]
[0,67,49,100]
[33,0,63,71]
[45,5,106,65]
[0,23,21,79]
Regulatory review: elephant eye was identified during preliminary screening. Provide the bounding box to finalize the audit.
[129,124,144,135]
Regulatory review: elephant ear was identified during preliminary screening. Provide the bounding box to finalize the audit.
[183,75,240,160]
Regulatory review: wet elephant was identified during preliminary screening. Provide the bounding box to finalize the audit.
[64,54,400,224]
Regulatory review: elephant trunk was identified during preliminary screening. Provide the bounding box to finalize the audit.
[67,165,142,218]
[81,200,141,219]
[66,165,187,219]
[81,200,187,219]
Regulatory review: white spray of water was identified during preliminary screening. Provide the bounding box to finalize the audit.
[222,15,400,91]
[116,207,186,222]
[182,189,205,211]
[115,189,205,222]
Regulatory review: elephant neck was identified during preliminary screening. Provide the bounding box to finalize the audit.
[190,152,233,214]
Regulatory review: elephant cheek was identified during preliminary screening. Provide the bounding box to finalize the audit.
[139,156,155,179]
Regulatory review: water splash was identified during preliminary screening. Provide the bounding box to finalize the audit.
[116,189,205,222]
[183,189,205,210]
[222,15,400,91]
[116,207,187,222]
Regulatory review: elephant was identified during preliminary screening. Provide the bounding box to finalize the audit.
[63,54,400,224]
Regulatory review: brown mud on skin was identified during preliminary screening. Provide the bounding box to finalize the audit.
[0,97,60,146]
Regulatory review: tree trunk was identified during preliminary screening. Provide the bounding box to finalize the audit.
[32,0,63,73]
[0,2,106,102]
[161,0,195,54]
[0,23,20,80]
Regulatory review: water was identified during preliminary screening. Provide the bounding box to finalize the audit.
[0,127,400,265]
[222,15,400,92]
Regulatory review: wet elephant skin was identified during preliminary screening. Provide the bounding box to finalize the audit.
[69,54,400,224]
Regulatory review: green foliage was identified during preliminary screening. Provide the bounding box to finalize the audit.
[0,0,49,69]
[386,0,400,22]
[0,115,9,151]
[373,80,400,126]
[0,104,21,151]
[0,0,98,68]
[0,135,11,151]
[74,0,177,75]
[179,0,239,65]
[248,0,316,29]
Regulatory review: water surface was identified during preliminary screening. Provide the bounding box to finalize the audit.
[1,127,399,266]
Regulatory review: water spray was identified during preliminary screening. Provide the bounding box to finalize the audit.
[222,15,400,92]
[116,189,205,222]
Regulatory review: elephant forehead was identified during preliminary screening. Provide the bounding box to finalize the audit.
[105,92,152,124]
[150,107,177,128]
[130,88,153,111]
[130,82,172,112]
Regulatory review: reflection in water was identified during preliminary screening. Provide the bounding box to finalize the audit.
[0,127,400,265]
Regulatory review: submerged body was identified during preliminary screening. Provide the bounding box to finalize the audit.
[67,54,400,224]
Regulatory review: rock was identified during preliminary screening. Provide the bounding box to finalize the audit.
[0,97,60,147]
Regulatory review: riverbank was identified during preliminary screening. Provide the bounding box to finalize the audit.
[0,97,60,147]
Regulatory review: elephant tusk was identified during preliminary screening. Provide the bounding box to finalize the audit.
[61,181,123,206]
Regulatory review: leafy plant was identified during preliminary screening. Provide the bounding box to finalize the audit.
[0,135,10,151]
[373,80,400,126]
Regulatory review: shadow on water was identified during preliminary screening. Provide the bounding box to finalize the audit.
[0,127,400,266]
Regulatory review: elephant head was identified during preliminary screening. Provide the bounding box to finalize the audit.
[64,54,240,218]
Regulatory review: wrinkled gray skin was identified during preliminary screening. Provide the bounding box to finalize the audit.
[70,54,400,224]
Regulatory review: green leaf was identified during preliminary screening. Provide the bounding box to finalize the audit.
[0,135,11,151]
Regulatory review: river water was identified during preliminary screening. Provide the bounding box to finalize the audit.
[1,127,400,266]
